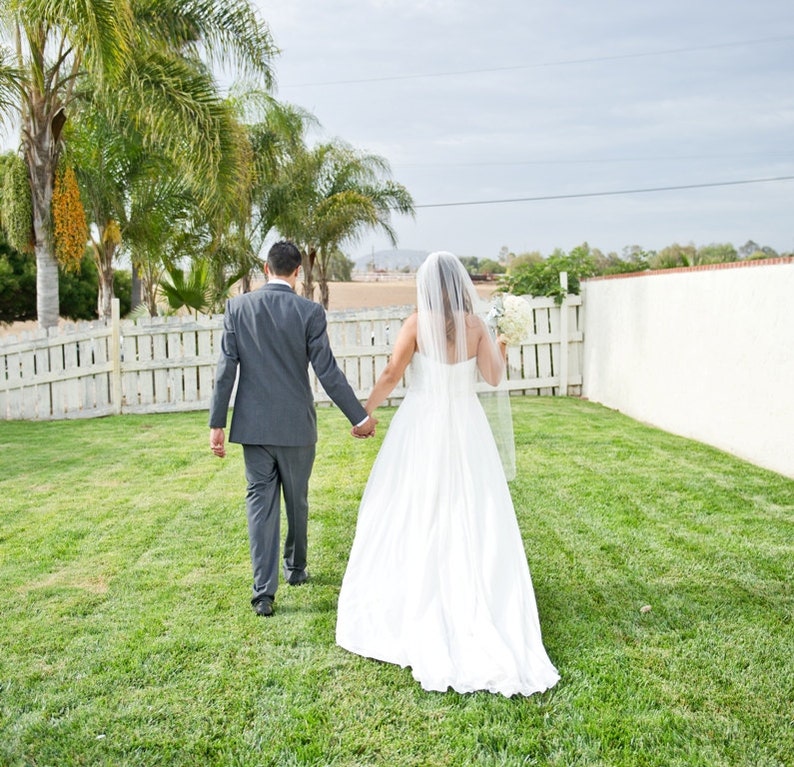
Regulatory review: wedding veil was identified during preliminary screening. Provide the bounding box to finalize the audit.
[415,252,516,480]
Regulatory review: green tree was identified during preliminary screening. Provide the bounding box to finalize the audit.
[501,243,596,303]
[70,2,276,320]
[0,0,130,328]
[738,240,761,259]
[58,249,102,321]
[507,251,543,272]
[0,234,132,323]
[225,91,318,293]
[650,243,697,269]
[0,233,36,323]
[594,245,653,275]
[478,258,505,275]
[696,243,738,265]
[747,248,778,260]
[0,0,275,328]
[58,248,131,321]
[459,256,479,274]
[274,140,414,309]
[327,249,355,282]
[67,87,245,319]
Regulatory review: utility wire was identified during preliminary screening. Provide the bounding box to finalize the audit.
[396,151,794,169]
[283,34,794,88]
[414,175,794,209]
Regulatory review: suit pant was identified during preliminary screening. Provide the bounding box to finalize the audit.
[242,443,316,604]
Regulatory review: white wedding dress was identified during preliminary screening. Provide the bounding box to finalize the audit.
[336,353,560,697]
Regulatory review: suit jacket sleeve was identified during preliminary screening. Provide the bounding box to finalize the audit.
[306,304,368,426]
[208,303,240,428]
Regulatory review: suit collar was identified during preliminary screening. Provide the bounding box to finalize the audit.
[263,281,295,293]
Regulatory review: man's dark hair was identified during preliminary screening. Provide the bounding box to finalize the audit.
[267,241,302,276]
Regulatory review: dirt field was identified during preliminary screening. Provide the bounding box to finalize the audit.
[323,279,496,310]
[0,279,498,337]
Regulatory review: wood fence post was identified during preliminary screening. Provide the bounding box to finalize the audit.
[110,298,122,414]
[558,272,569,396]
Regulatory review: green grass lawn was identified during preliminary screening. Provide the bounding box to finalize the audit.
[0,398,792,767]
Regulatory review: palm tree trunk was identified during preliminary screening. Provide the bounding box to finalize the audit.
[95,239,117,319]
[145,285,158,316]
[131,262,143,310]
[317,248,330,309]
[34,242,60,330]
[26,118,60,329]
[319,278,330,310]
[301,246,316,301]
[97,244,114,320]
[140,257,161,316]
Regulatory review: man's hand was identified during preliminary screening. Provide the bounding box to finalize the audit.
[210,427,226,458]
[351,415,377,439]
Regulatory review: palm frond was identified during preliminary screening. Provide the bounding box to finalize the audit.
[159,259,212,313]
[34,0,134,80]
[106,48,251,220]
[131,0,277,85]
[0,45,24,120]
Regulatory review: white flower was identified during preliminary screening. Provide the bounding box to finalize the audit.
[492,294,532,345]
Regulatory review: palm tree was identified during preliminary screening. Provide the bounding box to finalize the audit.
[275,141,415,308]
[64,103,135,318]
[265,143,325,300]
[0,0,275,328]
[0,0,130,327]
[67,69,251,319]
[78,88,307,319]
[134,223,203,317]
[229,89,317,291]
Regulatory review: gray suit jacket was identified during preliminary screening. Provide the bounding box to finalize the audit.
[208,283,368,446]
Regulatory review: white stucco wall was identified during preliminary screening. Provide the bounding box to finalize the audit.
[581,259,794,478]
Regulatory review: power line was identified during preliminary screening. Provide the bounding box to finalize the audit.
[396,151,794,169]
[414,175,794,209]
[283,34,794,88]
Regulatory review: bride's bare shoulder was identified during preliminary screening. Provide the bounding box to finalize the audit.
[397,312,419,343]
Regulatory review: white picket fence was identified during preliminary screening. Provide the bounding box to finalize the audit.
[0,294,583,421]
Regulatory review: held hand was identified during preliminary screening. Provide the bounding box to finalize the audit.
[210,427,226,458]
[351,415,378,439]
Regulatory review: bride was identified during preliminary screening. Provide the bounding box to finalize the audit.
[337,251,560,697]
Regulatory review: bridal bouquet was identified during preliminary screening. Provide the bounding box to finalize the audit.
[487,293,533,345]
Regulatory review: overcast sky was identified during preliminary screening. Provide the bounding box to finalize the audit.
[2,1,790,262]
[255,0,794,261]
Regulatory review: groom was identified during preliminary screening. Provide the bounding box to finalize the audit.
[209,240,376,617]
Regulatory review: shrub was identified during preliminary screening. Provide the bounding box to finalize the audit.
[500,243,596,303]
[0,235,37,323]
[59,250,132,321]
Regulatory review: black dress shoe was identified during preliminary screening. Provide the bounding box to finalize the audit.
[252,598,274,617]
[284,568,309,586]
